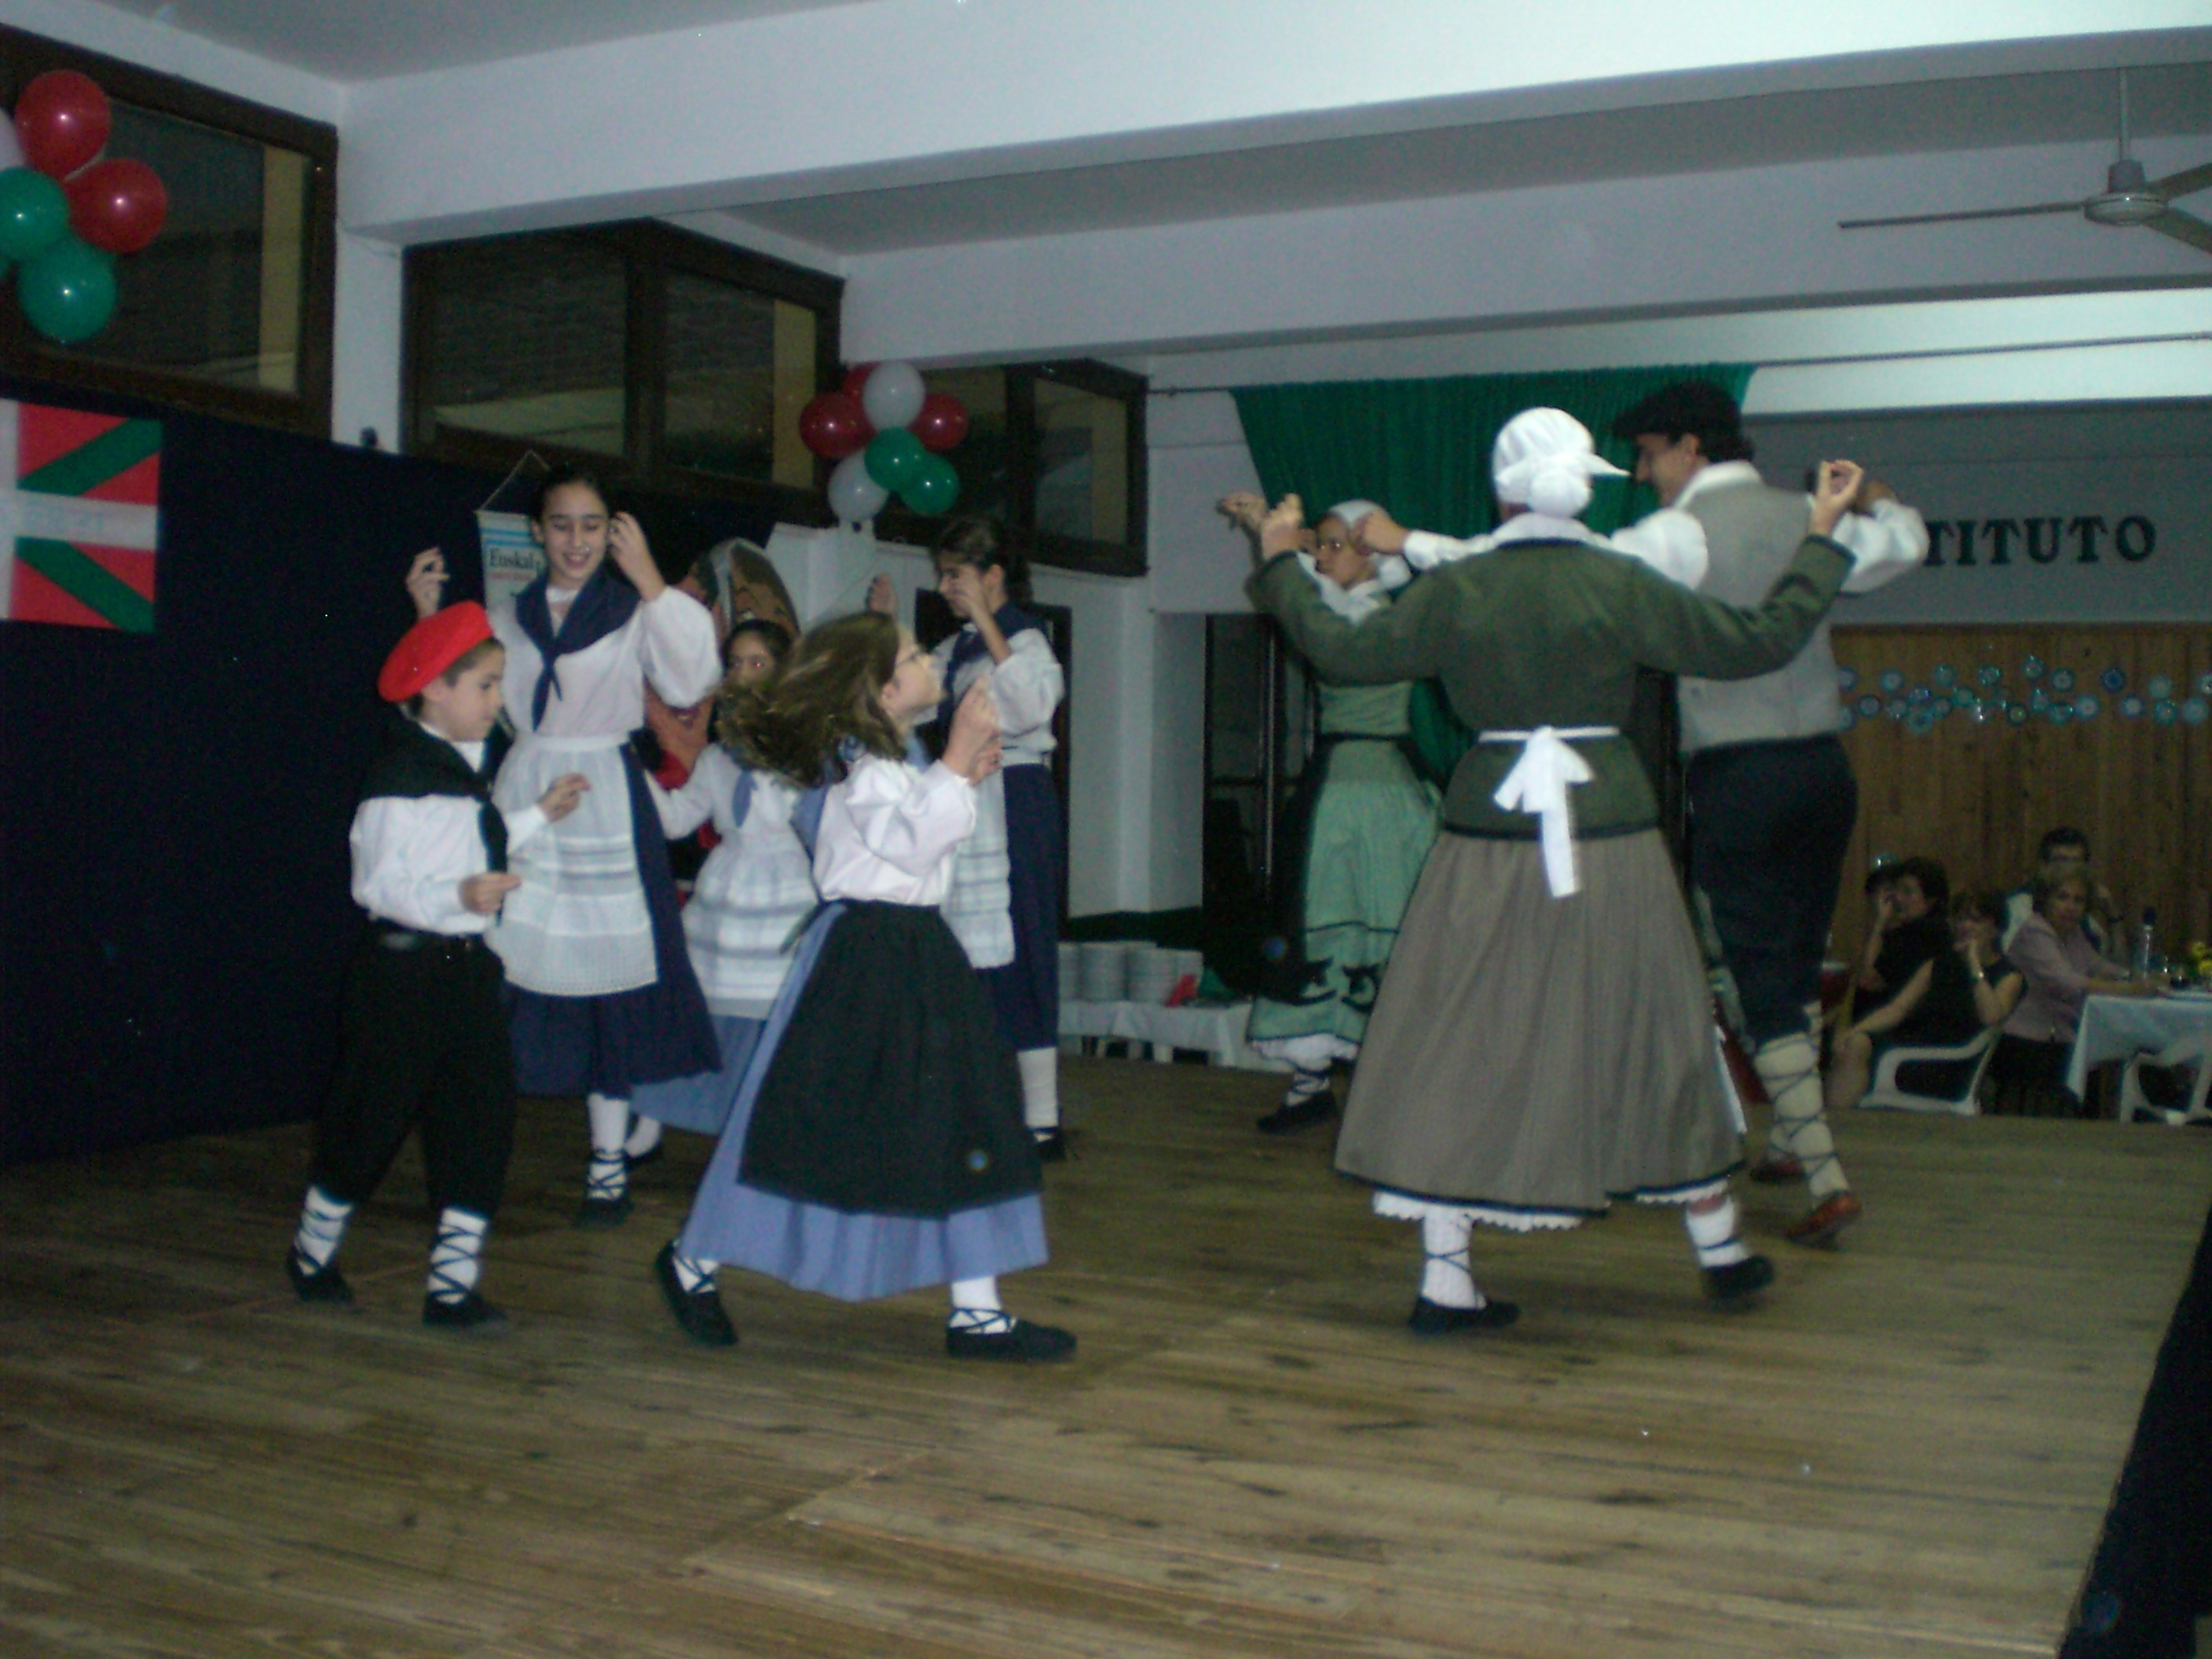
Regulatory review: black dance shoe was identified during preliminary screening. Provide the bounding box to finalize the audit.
[1407,1296,1520,1336]
[654,1243,738,1347]
[573,1191,633,1230]
[286,1247,353,1305]
[1256,1088,1337,1136]
[1701,1254,1776,1306]
[422,1291,509,1332]
[944,1317,1078,1362]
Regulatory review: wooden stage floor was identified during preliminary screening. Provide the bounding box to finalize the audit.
[5,1057,2210,1659]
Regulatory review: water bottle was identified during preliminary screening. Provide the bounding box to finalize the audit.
[2133,908,2156,980]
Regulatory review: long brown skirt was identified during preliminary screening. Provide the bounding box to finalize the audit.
[1338,830,1740,1223]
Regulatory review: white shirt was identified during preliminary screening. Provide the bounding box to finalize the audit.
[350,731,550,936]
[491,586,720,742]
[932,623,1063,765]
[1629,460,1928,595]
[812,754,978,906]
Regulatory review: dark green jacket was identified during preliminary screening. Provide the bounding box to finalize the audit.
[1247,535,1852,838]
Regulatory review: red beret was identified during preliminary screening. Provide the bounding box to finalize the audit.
[378,602,496,702]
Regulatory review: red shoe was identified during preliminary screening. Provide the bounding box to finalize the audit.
[1784,1190,1863,1247]
[1747,1151,1804,1185]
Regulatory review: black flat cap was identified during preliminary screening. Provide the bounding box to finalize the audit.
[1610,379,1744,441]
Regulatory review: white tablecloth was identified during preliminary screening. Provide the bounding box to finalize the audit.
[1058,999,1283,1071]
[2065,994,2212,1097]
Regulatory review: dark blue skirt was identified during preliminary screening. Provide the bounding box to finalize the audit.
[505,747,720,1098]
[980,763,1063,1052]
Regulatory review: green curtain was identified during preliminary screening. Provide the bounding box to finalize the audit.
[1232,363,1756,786]
[1230,362,1756,540]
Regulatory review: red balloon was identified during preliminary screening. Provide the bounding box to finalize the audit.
[66,158,167,255]
[910,393,970,453]
[798,390,871,460]
[16,71,112,180]
[841,362,876,397]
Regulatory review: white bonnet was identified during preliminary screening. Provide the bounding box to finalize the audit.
[1490,408,1627,520]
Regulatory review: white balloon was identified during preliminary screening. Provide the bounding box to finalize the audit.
[860,361,925,432]
[0,120,22,173]
[828,452,890,523]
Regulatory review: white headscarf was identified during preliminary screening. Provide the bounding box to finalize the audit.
[1490,408,1627,521]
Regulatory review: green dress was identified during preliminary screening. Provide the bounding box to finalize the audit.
[1246,667,1441,1065]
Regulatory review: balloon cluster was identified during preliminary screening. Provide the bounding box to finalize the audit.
[799,361,970,523]
[0,71,169,345]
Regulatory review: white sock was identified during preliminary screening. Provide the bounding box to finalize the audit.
[1284,1065,1331,1106]
[427,1207,490,1304]
[1017,1047,1060,1133]
[1754,1034,1849,1199]
[292,1185,354,1269]
[623,1114,664,1159]
[670,1246,717,1293]
[1419,1211,1482,1309]
[1684,1198,1751,1268]
[948,1275,1011,1332]
[585,1092,630,1199]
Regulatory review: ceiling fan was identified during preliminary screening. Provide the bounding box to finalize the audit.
[1839,69,2212,255]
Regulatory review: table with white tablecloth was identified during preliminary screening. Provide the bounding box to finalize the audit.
[1058,999,1284,1071]
[2064,993,2212,1097]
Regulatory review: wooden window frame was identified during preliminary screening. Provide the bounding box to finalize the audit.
[0,23,338,437]
[403,219,844,526]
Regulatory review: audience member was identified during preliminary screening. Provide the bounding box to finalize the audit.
[1824,888,2023,1111]
[1852,856,1950,998]
[1992,866,2156,1115]
[2001,828,2122,959]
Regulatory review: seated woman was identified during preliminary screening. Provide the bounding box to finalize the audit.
[1991,866,2155,1115]
[1851,855,1951,999]
[1823,888,2023,1111]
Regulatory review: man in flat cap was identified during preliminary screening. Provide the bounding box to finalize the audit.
[1611,381,1927,1247]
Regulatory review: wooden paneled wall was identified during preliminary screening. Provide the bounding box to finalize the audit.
[1828,624,2212,958]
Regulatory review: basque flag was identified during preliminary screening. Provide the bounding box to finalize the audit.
[0,400,162,632]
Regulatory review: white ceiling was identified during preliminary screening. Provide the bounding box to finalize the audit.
[724,60,2212,255]
[90,0,872,79]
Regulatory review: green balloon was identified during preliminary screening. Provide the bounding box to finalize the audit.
[19,234,119,344]
[901,453,961,516]
[0,166,69,262]
[863,426,925,491]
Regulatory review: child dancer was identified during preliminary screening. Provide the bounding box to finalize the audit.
[1219,496,1440,1133]
[913,520,1070,1158]
[287,602,586,1328]
[413,468,723,1228]
[652,612,1074,1361]
[622,617,808,1169]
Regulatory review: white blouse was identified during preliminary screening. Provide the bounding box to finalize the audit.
[491,585,720,742]
[812,754,978,906]
[350,732,550,936]
[932,624,1062,766]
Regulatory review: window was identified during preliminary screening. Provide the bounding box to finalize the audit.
[0,25,336,434]
[405,222,843,522]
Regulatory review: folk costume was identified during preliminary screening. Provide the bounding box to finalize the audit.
[488,567,722,1225]
[654,750,1072,1361]
[1610,382,1925,1236]
[929,606,1068,1149]
[288,603,549,1330]
[1247,505,1441,1131]
[627,746,819,1142]
[1247,409,1859,1325]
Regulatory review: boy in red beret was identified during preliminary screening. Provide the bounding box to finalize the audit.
[285,602,588,1329]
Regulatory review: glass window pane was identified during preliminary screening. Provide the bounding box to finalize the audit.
[661,275,817,486]
[419,236,626,456]
[1035,378,1129,544]
[60,103,310,395]
[928,368,1010,522]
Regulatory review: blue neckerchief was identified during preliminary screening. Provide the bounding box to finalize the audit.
[932,602,1036,736]
[513,566,642,728]
[727,758,755,833]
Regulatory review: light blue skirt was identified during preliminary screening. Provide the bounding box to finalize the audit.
[677,905,1048,1302]
[630,1016,764,1136]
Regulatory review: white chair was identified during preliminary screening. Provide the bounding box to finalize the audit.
[1856,1027,1997,1116]
[2119,1033,2212,1126]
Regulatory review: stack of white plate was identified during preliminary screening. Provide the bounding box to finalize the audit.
[1078,940,1130,1004]
[1057,943,1082,1006]
[1127,945,1181,1006]
[1171,948,1205,990]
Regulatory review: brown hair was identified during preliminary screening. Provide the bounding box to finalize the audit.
[722,610,904,786]
[402,637,504,718]
[933,514,1030,602]
[2031,866,2092,917]
[1950,887,2007,926]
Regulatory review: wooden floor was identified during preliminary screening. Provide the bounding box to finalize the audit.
[5,1057,2210,1659]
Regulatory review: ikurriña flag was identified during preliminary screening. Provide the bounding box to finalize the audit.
[1,399,162,632]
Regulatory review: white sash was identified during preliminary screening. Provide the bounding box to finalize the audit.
[1479,725,1618,899]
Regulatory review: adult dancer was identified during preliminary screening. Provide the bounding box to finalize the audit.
[1247,408,1866,1330]
[1609,383,1926,1244]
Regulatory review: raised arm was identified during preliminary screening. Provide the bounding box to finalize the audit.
[837,756,980,878]
[1829,480,1929,596]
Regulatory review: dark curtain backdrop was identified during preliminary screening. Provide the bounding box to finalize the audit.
[0,372,775,1166]
[1232,364,1758,796]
